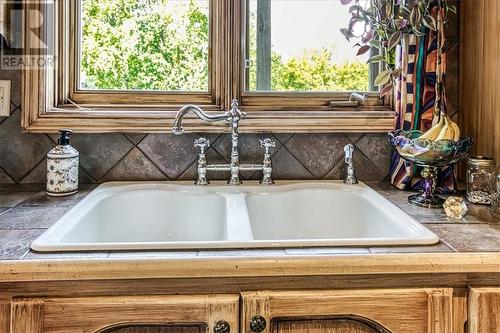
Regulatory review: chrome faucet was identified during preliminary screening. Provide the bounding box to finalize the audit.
[173,99,275,186]
[343,144,358,184]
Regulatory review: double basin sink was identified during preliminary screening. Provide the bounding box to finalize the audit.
[31,181,439,252]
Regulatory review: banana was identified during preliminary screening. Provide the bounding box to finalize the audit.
[435,116,456,141]
[420,115,445,140]
[418,114,462,142]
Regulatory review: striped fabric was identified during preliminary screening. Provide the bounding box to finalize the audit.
[390,18,456,193]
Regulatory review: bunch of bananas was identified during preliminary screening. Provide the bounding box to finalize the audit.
[420,114,461,142]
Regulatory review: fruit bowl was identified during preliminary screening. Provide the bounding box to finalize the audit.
[388,130,472,208]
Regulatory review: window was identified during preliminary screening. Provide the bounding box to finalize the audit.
[21,0,394,133]
[79,0,210,92]
[245,0,374,93]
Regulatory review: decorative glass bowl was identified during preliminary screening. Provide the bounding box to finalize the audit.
[388,130,473,208]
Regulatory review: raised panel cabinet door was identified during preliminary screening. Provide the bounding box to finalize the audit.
[241,289,454,333]
[10,294,239,333]
[468,288,500,333]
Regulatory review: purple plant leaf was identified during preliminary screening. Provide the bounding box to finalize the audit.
[362,30,375,43]
[341,0,353,5]
[357,45,371,56]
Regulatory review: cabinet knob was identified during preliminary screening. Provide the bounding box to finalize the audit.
[213,320,230,333]
[249,315,267,332]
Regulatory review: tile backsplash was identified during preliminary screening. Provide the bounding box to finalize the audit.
[0,83,391,184]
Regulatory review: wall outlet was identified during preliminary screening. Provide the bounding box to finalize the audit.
[0,80,12,117]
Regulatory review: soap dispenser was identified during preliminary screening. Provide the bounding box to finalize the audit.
[47,129,79,197]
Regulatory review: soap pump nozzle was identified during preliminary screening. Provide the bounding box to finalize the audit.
[57,129,73,146]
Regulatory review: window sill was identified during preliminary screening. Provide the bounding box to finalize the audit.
[22,106,396,134]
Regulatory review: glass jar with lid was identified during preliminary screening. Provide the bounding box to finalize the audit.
[490,164,500,217]
[466,156,496,204]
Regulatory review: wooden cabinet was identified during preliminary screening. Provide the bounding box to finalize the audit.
[468,288,500,333]
[241,289,454,333]
[10,294,239,333]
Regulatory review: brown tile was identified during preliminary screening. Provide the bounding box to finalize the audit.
[273,133,294,145]
[0,206,69,230]
[369,241,455,253]
[20,186,94,207]
[0,229,44,260]
[0,191,37,207]
[179,148,229,181]
[20,158,46,184]
[286,134,350,178]
[354,134,391,176]
[212,133,282,180]
[212,133,282,165]
[0,110,53,182]
[138,133,200,179]
[325,147,385,181]
[345,133,364,144]
[427,224,500,251]
[101,147,167,181]
[0,168,14,184]
[124,133,147,145]
[72,134,134,181]
[270,147,315,180]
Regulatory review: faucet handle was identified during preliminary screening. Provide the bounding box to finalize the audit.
[260,138,276,155]
[343,144,358,184]
[344,144,355,163]
[230,98,247,118]
[194,137,210,153]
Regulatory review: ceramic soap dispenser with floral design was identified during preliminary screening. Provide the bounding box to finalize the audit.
[47,129,79,197]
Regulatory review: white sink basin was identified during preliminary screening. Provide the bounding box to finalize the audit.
[31,181,439,252]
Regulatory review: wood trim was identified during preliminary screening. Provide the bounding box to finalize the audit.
[1,253,500,283]
[427,288,453,333]
[459,0,500,162]
[0,303,10,333]
[241,288,453,333]
[10,298,44,333]
[452,289,468,333]
[22,108,395,133]
[9,295,239,333]
[468,287,500,333]
[21,0,395,133]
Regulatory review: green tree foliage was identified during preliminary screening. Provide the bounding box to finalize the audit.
[81,0,368,92]
[81,0,209,91]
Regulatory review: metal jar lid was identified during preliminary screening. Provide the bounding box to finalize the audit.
[467,156,496,167]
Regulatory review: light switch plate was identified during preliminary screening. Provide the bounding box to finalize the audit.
[0,80,12,117]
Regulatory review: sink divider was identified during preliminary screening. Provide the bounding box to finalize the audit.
[223,193,254,242]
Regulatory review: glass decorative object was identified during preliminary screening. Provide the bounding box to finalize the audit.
[490,164,500,218]
[443,196,468,219]
[388,130,472,208]
[466,157,496,205]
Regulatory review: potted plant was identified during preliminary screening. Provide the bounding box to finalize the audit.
[340,0,456,98]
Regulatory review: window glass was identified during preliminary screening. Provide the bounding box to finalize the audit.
[246,0,374,92]
[80,0,210,91]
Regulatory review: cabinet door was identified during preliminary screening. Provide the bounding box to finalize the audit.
[10,294,239,333]
[468,288,500,333]
[242,289,453,333]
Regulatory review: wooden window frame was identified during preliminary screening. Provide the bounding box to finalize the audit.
[21,0,395,133]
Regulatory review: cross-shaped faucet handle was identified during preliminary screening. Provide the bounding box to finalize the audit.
[194,137,210,153]
[260,138,276,154]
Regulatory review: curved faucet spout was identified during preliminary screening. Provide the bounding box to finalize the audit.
[172,105,229,135]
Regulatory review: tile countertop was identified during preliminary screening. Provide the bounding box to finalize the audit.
[0,181,499,262]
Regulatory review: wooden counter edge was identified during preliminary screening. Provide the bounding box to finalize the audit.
[1,252,500,282]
